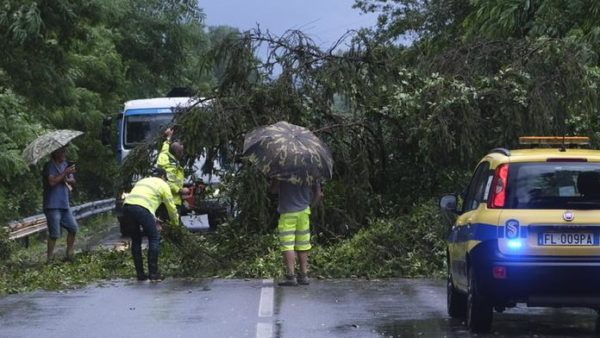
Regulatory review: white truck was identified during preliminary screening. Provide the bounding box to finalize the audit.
[103,96,227,231]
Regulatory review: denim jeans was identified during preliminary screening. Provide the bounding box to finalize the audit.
[44,208,78,239]
[122,204,160,276]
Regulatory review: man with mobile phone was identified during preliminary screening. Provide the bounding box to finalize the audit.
[42,146,78,261]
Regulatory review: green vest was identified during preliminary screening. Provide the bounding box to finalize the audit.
[124,177,179,225]
[157,141,185,205]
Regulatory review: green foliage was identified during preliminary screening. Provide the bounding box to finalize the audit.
[0,250,132,294]
[463,0,600,42]
[0,0,221,224]
[0,92,44,223]
[312,200,447,278]
[0,227,14,262]
[4,0,600,290]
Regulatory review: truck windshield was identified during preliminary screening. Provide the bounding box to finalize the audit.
[506,162,600,209]
[124,113,173,148]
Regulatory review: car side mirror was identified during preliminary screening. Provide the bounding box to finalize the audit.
[440,194,459,214]
[101,116,112,146]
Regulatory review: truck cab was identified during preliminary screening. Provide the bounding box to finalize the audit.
[116,97,198,164]
[107,96,228,231]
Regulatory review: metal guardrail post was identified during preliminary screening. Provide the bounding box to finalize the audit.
[5,198,115,240]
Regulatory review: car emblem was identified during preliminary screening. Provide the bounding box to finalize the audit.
[563,210,575,222]
[505,219,520,239]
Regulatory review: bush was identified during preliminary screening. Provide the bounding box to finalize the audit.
[0,227,14,261]
[312,200,447,278]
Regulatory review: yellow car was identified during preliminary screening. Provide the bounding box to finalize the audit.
[440,136,600,333]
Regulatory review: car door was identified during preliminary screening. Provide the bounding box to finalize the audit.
[449,161,490,290]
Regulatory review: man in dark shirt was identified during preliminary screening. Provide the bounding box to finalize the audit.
[42,147,78,261]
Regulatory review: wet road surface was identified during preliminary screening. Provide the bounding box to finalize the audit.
[0,278,598,337]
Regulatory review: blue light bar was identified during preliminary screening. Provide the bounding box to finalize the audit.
[507,239,522,249]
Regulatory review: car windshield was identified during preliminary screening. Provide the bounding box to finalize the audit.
[124,113,173,148]
[506,162,600,209]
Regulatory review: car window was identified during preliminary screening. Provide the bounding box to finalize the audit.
[124,113,173,148]
[506,162,600,209]
[463,162,491,212]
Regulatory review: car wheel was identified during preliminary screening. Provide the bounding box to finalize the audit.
[466,266,493,333]
[447,274,467,318]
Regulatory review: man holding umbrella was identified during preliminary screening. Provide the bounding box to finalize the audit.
[23,129,84,262]
[43,146,78,261]
[244,121,332,286]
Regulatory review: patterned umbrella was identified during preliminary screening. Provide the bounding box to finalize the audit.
[22,129,84,165]
[243,121,333,185]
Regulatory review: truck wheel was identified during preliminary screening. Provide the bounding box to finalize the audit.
[447,274,467,318]
[466,266,493,333]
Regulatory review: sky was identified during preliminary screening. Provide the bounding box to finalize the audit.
[200,0,378,48]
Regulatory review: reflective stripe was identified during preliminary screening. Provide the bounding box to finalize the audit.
[280,241,296,247]
[294,241,310,246]
[278,230,296,236]
[135,182,161,196]
[295,230,310,235]
[124,194,155,207]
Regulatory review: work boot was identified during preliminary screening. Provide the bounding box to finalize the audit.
[148,250,163,282]
[278,274,298,286]
[297,272,310,285]
[133,252,146,281]
[149,273,165,282]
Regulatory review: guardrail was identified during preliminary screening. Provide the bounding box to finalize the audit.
[7,198,115,240]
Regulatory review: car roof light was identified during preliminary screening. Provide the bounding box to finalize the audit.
[519,136,590,146]
[546,158,588,162]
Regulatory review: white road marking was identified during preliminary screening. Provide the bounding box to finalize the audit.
[256,279,274,338]
[258,279,274,317]
[256,322,273,338]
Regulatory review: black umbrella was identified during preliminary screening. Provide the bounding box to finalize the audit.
[243,121,333,185]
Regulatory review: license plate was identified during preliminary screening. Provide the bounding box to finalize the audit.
[538,233,595,246]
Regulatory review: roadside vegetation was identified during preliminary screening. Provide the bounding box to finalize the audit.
[0,202,444,294]
[3,0,600,293]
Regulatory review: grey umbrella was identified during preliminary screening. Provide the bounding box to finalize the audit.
[243,121,333,186]
[22,129,84,165]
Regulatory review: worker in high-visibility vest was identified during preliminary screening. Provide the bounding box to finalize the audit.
[157,128,189,209]
[122,167,179,282]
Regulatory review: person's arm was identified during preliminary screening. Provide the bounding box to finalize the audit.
[161,186,180,226]
[157,140,171,168]
[48,165,76,187]
[157,128,173,168]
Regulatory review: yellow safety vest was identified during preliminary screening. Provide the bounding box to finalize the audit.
[157,141,185,205]
[124,177,179,225]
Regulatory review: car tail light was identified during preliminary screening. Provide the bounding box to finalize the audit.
[493,266,507,279]
[488,164,509,208]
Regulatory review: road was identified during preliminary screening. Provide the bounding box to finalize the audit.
[0,278,598,338]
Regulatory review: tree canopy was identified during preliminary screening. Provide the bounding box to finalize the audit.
[3,0,600,241]
[0,0,219,223]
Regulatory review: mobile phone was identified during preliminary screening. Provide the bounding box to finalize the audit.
[67,161,76,167]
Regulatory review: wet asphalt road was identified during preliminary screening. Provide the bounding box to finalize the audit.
[0,278,598,338]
